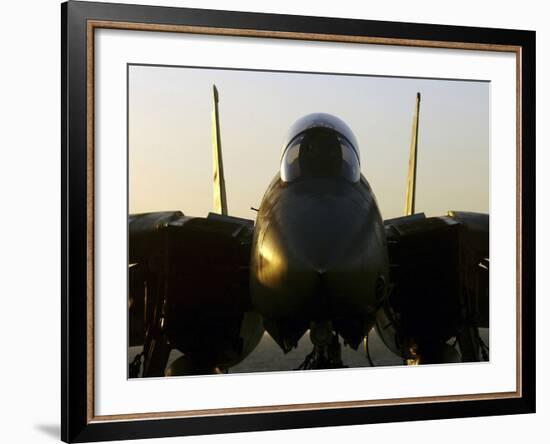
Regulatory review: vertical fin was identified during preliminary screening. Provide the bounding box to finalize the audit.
[212,84,228,215]
[404,92,421,216]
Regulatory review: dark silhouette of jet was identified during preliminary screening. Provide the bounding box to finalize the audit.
[128,87,488,377]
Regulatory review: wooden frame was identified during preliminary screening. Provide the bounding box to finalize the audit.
[62,1,536,442]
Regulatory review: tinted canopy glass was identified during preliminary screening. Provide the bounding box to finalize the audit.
[281,127,360,183]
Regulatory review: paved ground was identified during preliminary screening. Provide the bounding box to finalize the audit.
[129,328,489,376]
[229,329,402,373]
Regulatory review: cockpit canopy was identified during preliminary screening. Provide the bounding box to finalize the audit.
[280,113,360,183]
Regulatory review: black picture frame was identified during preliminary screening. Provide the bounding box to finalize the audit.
[61,1,536,442]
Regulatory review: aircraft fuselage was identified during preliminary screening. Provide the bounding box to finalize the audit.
[250,174,389,350]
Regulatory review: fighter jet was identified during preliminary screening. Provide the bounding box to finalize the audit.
[128,86,489,377]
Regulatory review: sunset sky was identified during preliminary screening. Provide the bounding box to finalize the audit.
[128,65,489,220]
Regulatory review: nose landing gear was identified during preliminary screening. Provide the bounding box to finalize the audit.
[296,321,346,370]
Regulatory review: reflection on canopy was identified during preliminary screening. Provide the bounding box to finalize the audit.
[280,128,360,183]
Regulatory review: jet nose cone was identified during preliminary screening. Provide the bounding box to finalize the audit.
[251,180,388,320]
[278,196,365,273]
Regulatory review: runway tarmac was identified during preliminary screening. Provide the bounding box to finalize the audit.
[230,328,401,373]
[129,328,489,376]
